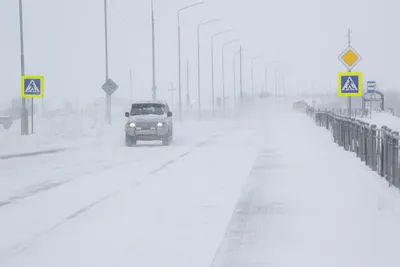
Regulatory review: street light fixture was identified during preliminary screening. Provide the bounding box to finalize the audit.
[222,39,240,111]
[211,30,230,116]
[197,18,220,120]
[177,1,204,121]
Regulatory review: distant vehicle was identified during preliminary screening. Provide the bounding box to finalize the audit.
[124,100,173,146]
[292,100,308,112]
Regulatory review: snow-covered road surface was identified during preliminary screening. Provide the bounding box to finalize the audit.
[2,99,400,267]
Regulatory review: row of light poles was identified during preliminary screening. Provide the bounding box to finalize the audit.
[17,0,278,136]
[177,2,280,120]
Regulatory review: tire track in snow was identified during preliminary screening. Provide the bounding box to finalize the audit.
[209,149,284,267]
[4,132,227,260]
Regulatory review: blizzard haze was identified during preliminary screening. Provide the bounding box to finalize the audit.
[3,1,400,267]
[2,0,399,107]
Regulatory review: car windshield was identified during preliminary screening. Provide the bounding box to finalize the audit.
[130,103,165,116]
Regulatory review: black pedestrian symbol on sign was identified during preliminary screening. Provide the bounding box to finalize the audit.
[346,79,355,90]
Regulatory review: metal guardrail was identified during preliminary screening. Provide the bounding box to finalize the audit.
[305,105,400,189]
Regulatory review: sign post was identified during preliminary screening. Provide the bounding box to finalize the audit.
[21,75,44,134]
[101,78,118,124]
[338,29,362,118]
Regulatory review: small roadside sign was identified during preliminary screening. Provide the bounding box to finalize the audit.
[102,78,118,95]
[21,76,44,98]
[338,72,362,97]
[367,81,376,93]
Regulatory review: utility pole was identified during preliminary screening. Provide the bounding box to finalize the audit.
[187,60,190,111]
[18,0,28,135]
[151,0,157,100]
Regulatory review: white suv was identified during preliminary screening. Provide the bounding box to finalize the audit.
[124,100,173,146]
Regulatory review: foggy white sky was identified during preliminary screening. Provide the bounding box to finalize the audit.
[1,0,399,108]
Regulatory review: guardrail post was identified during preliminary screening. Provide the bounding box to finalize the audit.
[379,127,386,177]
[360,122,365,162]
[333,116,338,144]
[371,125,377,171]
[363,123,369,164]
[392,131,399,188]
[325,112,329,130]
[350,118,356,152]
[343,118,348,150]
[356,121,361,158]
[382,126,388,180]
[387,129,394,186]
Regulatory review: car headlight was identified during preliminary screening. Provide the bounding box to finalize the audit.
[129,123,136,127]
[157,122,163,127]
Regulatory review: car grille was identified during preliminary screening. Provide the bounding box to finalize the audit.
[135,122,156,129]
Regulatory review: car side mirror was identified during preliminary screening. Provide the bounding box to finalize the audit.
[167,111,172,117]
[125,112,130,118]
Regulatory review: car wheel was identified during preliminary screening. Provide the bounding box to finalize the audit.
[162,134,170,146]
[125,134,136,147]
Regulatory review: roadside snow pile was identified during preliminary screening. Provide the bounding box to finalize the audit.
[0,111,123,157]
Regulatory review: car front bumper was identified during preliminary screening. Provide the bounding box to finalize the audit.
[125,126,168,140]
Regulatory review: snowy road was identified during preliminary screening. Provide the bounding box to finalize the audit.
[2,100,400,267]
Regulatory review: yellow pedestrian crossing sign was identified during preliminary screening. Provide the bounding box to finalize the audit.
[338,72,362,97]
[21,76,44,98]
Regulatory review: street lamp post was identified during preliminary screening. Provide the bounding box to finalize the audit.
[265,61,279,97]
[233,48,247,111]
[197,19,219,120]
[221,39,239,111]
[177,2,204,121]
[233,50,240,112]
[211,30,230,116]
[250,55,263,100]
[103,0,111,124]
[18,0,28,135]
[151,0,156,100]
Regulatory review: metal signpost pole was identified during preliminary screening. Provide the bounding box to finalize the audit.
[347,29,351,118]
[31,99,33,134]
